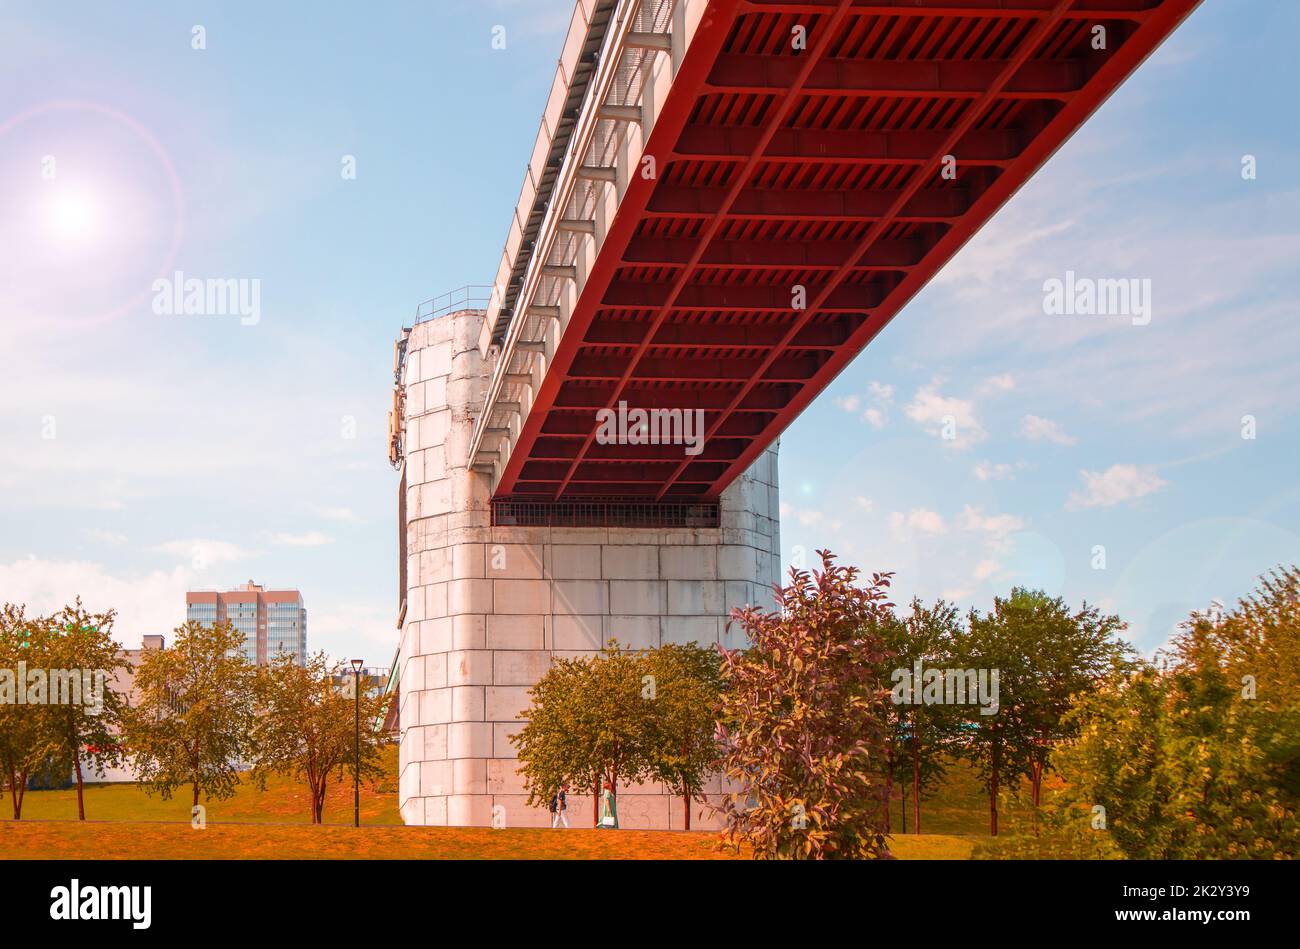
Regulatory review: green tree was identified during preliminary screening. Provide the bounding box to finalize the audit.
[642,642,723,830]
[123,619,256,813]
[1056,566,1300,859]
[954,589,1131,835]
[1054,664,1178,856]
[251,651,389,824]
[0,604,48,818]
[1005,590,1129,809]
[506,639,650,826]
[512,640,654,827]
[40,600,129,820]
[876,597,964,834]
[954,593,1036,836]
[718,551,894,859]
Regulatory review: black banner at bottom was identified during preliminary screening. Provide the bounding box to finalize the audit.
[0,857,1286,935]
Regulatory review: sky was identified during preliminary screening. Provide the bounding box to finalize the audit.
[1,0,1296,662]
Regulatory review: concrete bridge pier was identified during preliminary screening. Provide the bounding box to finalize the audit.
[395,308,781,829]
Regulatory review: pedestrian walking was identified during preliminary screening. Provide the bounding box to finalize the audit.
[549,784,569,828]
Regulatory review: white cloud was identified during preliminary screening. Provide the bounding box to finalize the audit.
[973,559,1001,581]
[1020,414,1078,445]
[269,531,334,547]
[973,460,1020,482]
[797,509,823,526]
[1067,464,1169,509]
[890,508,947,538]
[868,381,895,403]
[307,600,399,661]
[84,528,127,545]
[862,407,886,429]
[0,556,193,645]
[836,382,893,428]
[979,373,1016,394]
[320,506,362,523]
[905,382,986,448]
[780,502,836,530]
[152,539,256,568]
[960,505,1027,541]
[852,496,874,513]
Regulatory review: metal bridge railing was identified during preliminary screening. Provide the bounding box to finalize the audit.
[414,285,491,324]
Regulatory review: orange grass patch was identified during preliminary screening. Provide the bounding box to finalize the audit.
[0,821,740,860]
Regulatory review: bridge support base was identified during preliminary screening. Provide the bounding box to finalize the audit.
[396,309,781,829]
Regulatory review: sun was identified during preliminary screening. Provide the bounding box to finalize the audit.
[44,184,102,245]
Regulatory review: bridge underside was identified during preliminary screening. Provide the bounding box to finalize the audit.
[494,0,1199,502]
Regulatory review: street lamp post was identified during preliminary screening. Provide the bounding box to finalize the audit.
[350,658,363,828]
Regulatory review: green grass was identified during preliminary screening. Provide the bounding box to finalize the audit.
[2,746,1037,859]
[0,820,978,861]
[10,745,402,826]
[884,755,1040,836]
[0,822,737,860]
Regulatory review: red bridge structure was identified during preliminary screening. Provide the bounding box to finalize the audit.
[467,0,1201,509]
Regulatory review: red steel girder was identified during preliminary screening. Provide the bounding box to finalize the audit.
[602,278,892,311]
[583,315,866,349]
[646,183,973,220]
[566,352,828,382]
[674,125,1027,165]
[695,0,1202,495]
[492,0,1203,504]
[742,0,1155,19]
[553,383,798,412]
[547,0,860,499]
[624,234,928,269]
[655,0,1076,500]
[706,55,1090,98]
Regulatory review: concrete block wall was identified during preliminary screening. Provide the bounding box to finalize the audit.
[397,309,781,830]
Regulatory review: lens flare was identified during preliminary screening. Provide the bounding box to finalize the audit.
[44,184,102,245]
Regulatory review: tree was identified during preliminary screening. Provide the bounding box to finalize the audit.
[511,640,654,827]
[124,619,256,813]
[0,604,48,819]
[642,642,723,830]
[251,651,389,823]
[1055,566,1300,859]
[956,588,1131,835]
[1004,590,1129,809]
[1054,664,1184,856]
[954,594,1036,836]
[40,600,128,820]
[875,597,964,835]
[718,551,895,859]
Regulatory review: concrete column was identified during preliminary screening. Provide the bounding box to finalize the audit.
[397,309,781,830]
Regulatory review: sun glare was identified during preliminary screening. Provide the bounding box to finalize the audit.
[44,185,102,245]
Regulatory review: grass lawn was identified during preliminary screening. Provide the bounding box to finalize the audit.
[13,746,404,826]
[0,821,977,860]
[0,745,998,859]
[884,754,1048,837]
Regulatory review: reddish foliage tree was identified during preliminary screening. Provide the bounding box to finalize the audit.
[717,550,895,859]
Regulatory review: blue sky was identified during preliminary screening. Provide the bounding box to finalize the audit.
[1,0,1296,660]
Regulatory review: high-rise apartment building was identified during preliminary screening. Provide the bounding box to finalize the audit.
[186,580,306,665]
